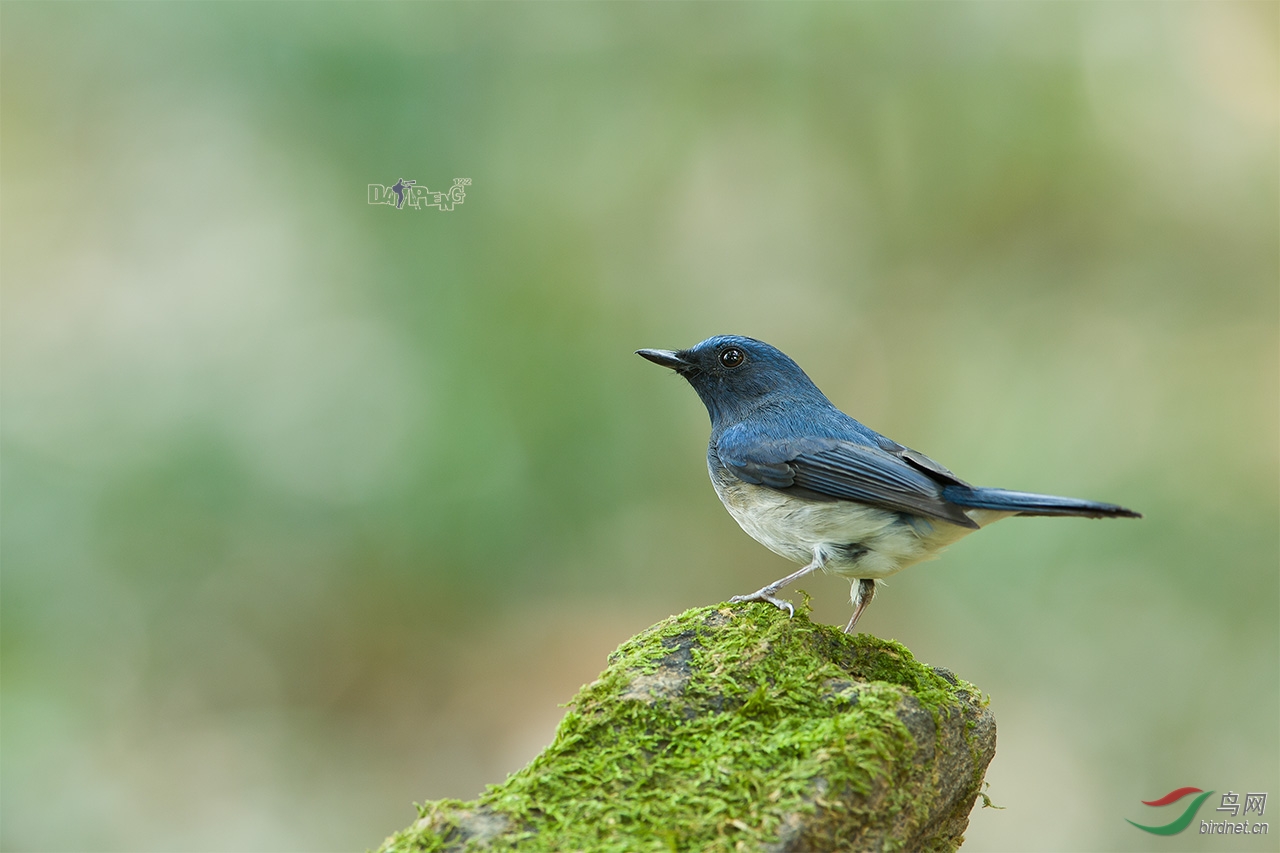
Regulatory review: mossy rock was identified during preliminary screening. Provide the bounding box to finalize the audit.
[379,603,996,852]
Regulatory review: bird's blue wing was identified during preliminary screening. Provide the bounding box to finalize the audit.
[715,427,979,528]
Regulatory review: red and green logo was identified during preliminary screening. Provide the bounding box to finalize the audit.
[1127,787,1214,835]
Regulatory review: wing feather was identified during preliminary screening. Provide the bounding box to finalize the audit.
[716,430,978,529]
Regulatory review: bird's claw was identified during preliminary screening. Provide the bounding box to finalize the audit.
[730,590,795,618]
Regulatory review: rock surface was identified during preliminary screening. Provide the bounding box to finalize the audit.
[379,604,997,852]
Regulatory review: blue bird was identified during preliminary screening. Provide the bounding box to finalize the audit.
[637,335,1140,633]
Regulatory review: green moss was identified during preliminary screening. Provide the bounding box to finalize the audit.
[379,603,992,853]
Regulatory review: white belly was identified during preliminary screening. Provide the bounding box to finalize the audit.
[709,461,1007,579]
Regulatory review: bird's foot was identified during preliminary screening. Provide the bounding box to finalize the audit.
[730,588,795,618]
[843,578,877,634]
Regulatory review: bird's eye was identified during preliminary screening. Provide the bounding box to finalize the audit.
[719,347,745,368]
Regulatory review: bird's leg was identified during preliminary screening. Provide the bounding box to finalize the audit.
[729,554,824,619]
[844,578,877,633]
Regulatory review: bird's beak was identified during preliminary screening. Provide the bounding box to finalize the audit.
[636,348,689,371]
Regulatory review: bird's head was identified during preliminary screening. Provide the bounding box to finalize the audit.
[637,335,829,426]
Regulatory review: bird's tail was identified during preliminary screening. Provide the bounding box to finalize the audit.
[942,485,1141,519]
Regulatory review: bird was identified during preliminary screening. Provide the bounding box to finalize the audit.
[637,335,1140,633]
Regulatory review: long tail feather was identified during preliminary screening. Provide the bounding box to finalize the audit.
[943,486,1141,519]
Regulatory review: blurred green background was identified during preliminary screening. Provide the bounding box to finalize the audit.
[2,3,1276,851]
